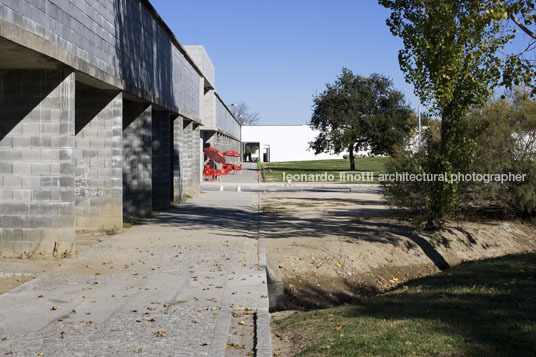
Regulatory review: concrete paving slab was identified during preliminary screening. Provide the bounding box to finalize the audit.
[0,192,271,356]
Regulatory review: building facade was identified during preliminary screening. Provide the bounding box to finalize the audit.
[0,0,240,255]
[241,125,371,163]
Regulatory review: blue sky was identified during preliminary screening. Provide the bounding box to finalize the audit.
[151,0,417,125]
[149,2,422,125]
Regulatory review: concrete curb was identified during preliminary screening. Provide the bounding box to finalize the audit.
[255,193,272,357]
[201,183,381,193]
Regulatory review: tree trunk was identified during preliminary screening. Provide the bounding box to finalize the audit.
[440,106,452,156]
[426,106,452,230]
[348,143,356,171]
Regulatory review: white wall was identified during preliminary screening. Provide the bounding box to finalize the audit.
[242,125,370,162]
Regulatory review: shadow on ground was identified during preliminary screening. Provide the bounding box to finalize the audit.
[337,253,536,356]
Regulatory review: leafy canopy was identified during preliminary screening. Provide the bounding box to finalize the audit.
[309,69,412,163]
[379,0,515,116]
[379,0,536,227]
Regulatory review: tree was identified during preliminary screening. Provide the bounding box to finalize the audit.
[487,0,536,91]
[379,0,532,228]
[467,90,536,215]
[309,69,413,170]
[231,102,260,126]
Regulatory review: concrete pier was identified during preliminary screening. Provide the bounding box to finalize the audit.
[0,0,241,255]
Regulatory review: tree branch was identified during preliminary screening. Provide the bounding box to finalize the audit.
[510,14,536,40]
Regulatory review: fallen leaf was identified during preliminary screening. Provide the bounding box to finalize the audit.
[335,322,349,331]
[226,343,246,349]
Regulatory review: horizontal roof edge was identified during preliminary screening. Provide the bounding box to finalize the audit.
[214,92,241,126]
[142,0,214,89]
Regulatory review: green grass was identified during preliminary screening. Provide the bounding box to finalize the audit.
[262,158,388,183]
[273,252,536,356]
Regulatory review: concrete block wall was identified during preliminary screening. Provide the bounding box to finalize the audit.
[122,101,152,217]
[0,69,75,256]
[202,90,217,129]
[74,84,122,231]
[179,119,200,196]
[203,131,241,158]
[191,123,201,191]
[184,45,215,87]
[172,115,183,203]
[215,95,240,139]
[151,110,171,211]
[0,0,204,121]
[0,0,241,255]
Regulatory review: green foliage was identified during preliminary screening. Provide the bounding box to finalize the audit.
[309,69,413,170]
[465,91,536,216]
[379,0,534,227]
[380,0,508,112]
[383,93,536,224]
[262,158,388,183]
[382,120,445,227]
[494,0,536,91]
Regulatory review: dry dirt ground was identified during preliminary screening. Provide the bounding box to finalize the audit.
[261,191,536,354]
[0,230,128,295]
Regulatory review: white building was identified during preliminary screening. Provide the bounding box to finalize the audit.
[241,125,370,162]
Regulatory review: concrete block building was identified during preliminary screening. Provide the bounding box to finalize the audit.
[184,46,241,160]
[0,0,240,256]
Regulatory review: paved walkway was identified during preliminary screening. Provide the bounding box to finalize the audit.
[0,192,270,356]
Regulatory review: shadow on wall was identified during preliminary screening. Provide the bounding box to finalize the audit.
[0,70,65,141]
[171,115,183,203]
[122,100,152,218]
[114,0,174,108]
[75,82,120,134]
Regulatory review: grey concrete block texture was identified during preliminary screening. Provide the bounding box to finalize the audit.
[122,101,152,218]
[0,0,204,121]
[216,96,240,139]
[203,131,242,162]
[74,85,122,230]
[0,69,75,255]
[0,0,242,256]
[179,119,201,197]
[151,109,172,211]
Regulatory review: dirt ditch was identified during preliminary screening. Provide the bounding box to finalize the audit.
[261,191,536,310]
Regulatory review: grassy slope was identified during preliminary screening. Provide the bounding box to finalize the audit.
[262,158,388,183]
[273,252,536,356]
